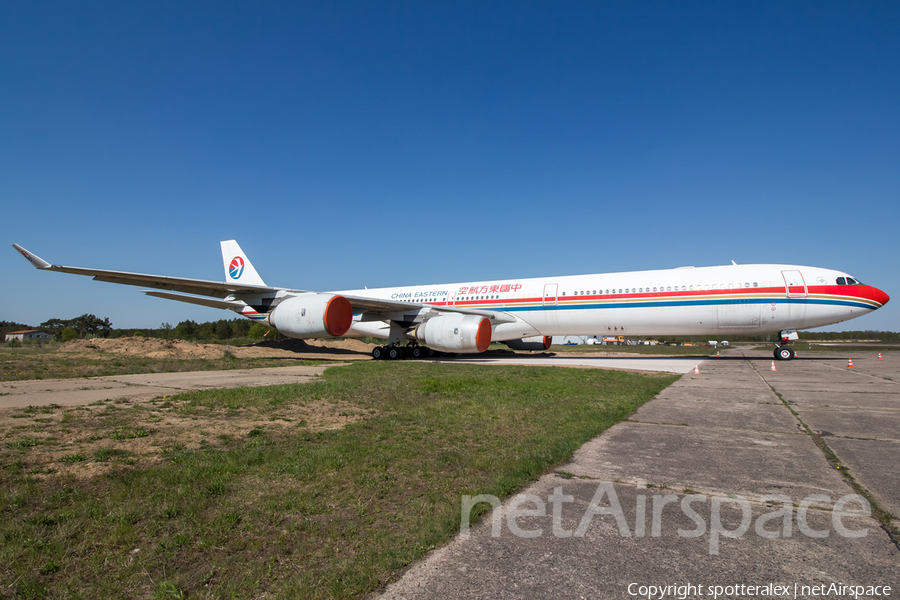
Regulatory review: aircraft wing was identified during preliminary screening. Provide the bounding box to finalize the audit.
[14,243,518,324]
[13,244,299,298]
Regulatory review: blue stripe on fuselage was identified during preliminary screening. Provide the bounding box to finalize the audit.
[497,297,876,313]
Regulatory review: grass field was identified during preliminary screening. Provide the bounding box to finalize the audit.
[0,361,676,599]
[0,345,327,381]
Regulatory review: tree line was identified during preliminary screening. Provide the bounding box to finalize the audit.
[2,316,284,342]
[3,317,897,344]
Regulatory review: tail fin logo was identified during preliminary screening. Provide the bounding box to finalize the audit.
[228,256,245,279]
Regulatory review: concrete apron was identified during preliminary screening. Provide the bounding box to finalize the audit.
[375,349,900,599]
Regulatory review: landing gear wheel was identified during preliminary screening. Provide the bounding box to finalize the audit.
[388,346,402,360]
[372,346,385,360]
[775,346,795,361]
[411,346,425,359]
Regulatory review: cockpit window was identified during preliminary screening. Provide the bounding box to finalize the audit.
[837,276,862,285]
[847,277,860,285]
[836,277,846,285]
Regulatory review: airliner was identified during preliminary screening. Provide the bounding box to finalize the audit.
[13,241,889,361]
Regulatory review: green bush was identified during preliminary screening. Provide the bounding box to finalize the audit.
[133,330,145,337]
[248,323,269,339]
[61,328,78,341]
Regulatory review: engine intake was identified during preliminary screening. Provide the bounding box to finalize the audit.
[505,336,552,351]
[410,314,491,353]
[268,294,353,338]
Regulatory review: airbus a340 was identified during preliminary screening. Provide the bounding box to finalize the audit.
[13,241,889,361]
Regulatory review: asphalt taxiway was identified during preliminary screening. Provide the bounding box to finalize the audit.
[375,349,899,599]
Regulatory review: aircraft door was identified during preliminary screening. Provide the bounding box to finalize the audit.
[542,283,558,306]
[449,291,456,307]
[540,283,560,331]
[782,270,808,298]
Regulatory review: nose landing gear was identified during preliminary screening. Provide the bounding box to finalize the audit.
[774,330,799,360]
[775,345,795,361]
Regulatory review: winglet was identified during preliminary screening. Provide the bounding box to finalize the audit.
[12,244,52,269]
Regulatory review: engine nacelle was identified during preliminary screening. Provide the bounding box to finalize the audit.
[505,335,552,351]
[267,294,353,338]
[410,314,491,353]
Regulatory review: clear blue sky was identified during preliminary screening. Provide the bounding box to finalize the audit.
[3,1,898,331]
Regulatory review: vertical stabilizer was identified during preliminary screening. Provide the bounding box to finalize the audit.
[220,240,267,286]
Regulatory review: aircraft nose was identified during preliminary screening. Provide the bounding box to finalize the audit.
[861,285,890,307]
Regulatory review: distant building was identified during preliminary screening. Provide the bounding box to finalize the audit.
[5,330,54,342]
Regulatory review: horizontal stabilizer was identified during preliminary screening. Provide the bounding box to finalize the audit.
[143,291,248,311]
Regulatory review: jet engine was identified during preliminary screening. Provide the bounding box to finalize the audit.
[267,294,353,338]
[505,336,552,351]
[409,314,491,353]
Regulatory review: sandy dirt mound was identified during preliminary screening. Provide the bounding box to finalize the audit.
[59,336,376,360]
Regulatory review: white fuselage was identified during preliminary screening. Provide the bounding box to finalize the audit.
[336,264,887,341]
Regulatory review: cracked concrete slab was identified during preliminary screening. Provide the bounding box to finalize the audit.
[793,406,900,441]
[378,479,898,600]
[826,438,900,521]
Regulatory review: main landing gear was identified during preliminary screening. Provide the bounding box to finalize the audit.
[372,344,436,360]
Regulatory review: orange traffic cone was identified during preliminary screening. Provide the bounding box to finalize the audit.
[878,352,883,360]
[847,358,854,368]
[771,361,777,372]
[716,350,720,357]
[693,363,700,374]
